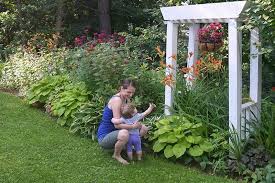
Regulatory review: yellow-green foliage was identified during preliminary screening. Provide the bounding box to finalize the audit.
[0,48,67,95]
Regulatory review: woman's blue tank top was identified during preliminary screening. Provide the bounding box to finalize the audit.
[97,96,119,140]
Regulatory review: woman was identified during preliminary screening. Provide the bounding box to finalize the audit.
[97,79,146,165]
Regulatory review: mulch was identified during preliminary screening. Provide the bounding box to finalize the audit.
[0,87,19,96]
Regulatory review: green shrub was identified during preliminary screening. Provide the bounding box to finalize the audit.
[150,115,213,160]
[70,94,105,140]
[127,64,165,114]
[65,44,138,99]
[0,11,17,47]
[65,43,165,111]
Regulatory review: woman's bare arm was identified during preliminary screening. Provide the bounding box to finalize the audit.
[110,97,142,130]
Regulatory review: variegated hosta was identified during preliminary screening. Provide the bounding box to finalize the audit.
[0,48,67,95]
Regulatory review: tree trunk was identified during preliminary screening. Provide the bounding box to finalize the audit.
[55,0,65,33]
[98,0,111,34]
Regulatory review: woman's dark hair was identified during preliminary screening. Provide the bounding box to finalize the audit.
[121,79,136,89]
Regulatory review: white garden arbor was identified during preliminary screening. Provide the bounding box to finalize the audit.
[161,1,262,137]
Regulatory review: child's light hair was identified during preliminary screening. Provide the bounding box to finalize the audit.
[121,103,136,119]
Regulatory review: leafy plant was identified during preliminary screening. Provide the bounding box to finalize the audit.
[241,144,270,171]
[27,75,70,104]
[150,115,214,159]
[173,73,229,130]
[243,160,275,183]
[246,100,275,156]
[70,94,105,140]
[0,63,4,79]
[128,63,164,114]
[51,82,90,126]
[65,43,137,98]
[0,48,67,95]
[208,129,230,175]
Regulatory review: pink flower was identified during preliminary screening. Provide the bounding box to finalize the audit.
[198,22,224,43]
[74,37,83,46]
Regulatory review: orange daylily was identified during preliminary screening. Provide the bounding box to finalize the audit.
[180,67,191,74]
[161,74,174,87]
[160,61,166,68]
[170,54,177,61]
[156,46,165,58]
[167,64,174,70]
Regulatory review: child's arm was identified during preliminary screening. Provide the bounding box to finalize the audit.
[111,118,123,125]
[140,103,156,119]
[112,117,142,129]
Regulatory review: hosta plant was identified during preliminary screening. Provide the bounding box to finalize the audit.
[27,75,70,104]
[51,82,90,126]
[150,115,214,159]
[70,94,105,140]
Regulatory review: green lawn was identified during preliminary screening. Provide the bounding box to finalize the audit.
[0,92,240,183]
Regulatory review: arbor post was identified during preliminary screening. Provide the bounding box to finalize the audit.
[165,22,178,115]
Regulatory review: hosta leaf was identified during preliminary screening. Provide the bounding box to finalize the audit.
[173,143,186,158]
[157,127,171,135]
[57,118,67,126]
[192,123,202,129]
[182,122,192,130]
[29,99,38,104]
[173,127,183,133]
[175,134,185,139]
[166,134,178,143]
[153,141,166,152]
[200,141,214,152]
[56,107,66,117]
[186,135,202,144]
[179,116,190,123]
[193,136,202,144]
[64,108,72,118]
[158,133,169,143]
[178,139,191,148]
[157,119,170,127]
[149,133,158,141]
[164,145,174,158]
[186,136,195,143]
[188,145,203,157]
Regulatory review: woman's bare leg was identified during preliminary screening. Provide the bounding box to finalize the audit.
[112,129,129,165]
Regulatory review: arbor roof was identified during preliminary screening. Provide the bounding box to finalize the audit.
[160,1,249,23]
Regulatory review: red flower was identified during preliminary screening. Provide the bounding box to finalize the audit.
[74,37,83,46]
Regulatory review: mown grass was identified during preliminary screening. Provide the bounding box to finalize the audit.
[0,92,240,183]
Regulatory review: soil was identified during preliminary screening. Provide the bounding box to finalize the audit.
[0,87,19,96]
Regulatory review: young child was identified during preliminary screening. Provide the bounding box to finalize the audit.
[120,103,156,161]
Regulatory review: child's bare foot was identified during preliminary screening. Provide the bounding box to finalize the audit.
[112,155,129,165]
